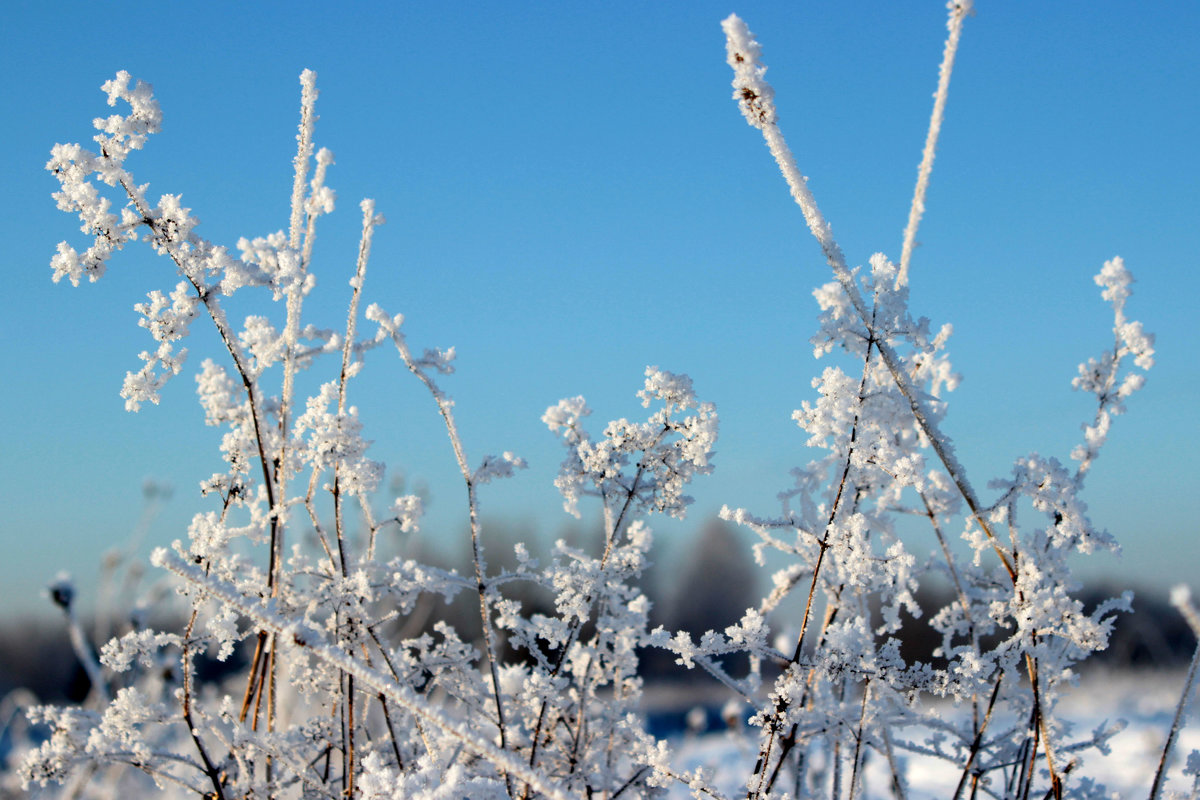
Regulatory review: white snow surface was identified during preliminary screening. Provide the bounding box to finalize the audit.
[659,670,1200,799]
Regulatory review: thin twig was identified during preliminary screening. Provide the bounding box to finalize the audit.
[753,339,875,799]
[334,319,516,794]
[1150,587,1200,800]
[951,674,1003,800]
[847,680,872,800]
[182,607,227,800]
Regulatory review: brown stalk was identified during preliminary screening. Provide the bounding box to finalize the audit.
[847,680,872,800]
[920,488,992,756]
[1149,634,1200,800]
[365,625,434,759]
[345,670,356,799]
[266,638,277,789]
[1025,649,1061,799]
[879,725,908,800]
[750,338,876,799]
[251,639,270,730]
[239,635,267,724]
[951,674,1003,800]
[182,606,227,800]
[1019,705,1040,800]
[831,735,843,800]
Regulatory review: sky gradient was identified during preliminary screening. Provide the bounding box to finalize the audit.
[2,2,1198,618]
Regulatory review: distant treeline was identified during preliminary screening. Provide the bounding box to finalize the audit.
[2,518,1192,704]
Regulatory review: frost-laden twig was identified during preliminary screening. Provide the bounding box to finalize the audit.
[278,66,322,541]
[51,76,294,732]
[898,1,971,288]
[847,680,872,800]
[325,199,383,798]
[275,68,332,612]
[1071,257,1156,485]
[181,598,227,800]
[365,305,520,791]
[725,12,1002,795]
[751,335,877,797]
[950,674,1003,800]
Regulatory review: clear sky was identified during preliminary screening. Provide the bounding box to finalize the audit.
[2,2,1197,619]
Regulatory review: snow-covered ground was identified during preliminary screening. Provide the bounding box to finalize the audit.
[661,670,1200,798]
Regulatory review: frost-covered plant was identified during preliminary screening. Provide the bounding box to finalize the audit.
[17,3,1173,799]
[705,6,1157,799]
[23,64,721,800]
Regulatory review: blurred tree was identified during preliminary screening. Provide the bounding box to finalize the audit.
[663,517,757,676]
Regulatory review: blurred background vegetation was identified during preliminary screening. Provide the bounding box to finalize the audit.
[3,513,1192,710]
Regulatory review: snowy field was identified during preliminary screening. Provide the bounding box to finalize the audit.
[660,670,1200,798]
[4,669,1196,798]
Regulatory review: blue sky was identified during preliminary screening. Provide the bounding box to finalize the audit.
[2,2,1197,618]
